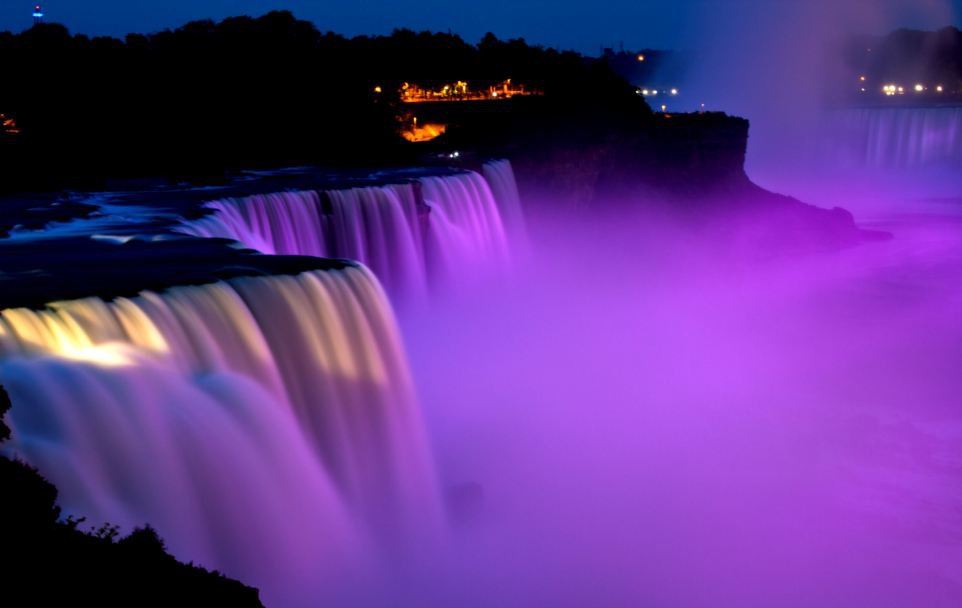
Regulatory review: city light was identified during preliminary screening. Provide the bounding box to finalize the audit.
[401,120,446,142]
[400,79,537,103]
[936,85,944,93]
[670,88,678,96]
[859,75,867,81]
[914,83,925,92]
[637,54,645,62]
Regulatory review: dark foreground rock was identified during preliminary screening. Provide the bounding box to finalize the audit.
[0,235,353,310]
[0,387,264,607]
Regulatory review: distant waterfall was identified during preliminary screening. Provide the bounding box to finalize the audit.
[179,164,524,297]
[821,107,962,169]
[0,267,442,607]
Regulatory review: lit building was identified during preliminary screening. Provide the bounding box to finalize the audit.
[400,79,539,103]
[32,3,44,25]
[0,113,20,135]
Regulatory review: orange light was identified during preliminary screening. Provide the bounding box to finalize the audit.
[400,122,447,142]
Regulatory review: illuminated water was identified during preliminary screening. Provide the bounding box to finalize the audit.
[178,163,518,298]
[389,197,962,607]
[2,153,961,606]
[821,106,962,170]
[0,266,442,607]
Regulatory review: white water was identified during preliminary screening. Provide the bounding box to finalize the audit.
[178,162,521,299]
[0,266,443,607]
[820,106,962,170]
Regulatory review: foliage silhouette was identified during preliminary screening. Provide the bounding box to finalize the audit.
[0,385,264,607]
[0,11,648,192]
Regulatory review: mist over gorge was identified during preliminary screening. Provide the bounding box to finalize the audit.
[1,3,961,607]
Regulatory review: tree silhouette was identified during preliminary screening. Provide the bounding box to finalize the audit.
[0,386,263,606]
[0,11,649,193]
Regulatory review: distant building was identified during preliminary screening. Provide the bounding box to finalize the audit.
[0,113,20,135]
[32,4,44,25]
[399,79,539,104]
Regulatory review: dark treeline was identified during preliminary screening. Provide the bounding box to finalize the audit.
[0,10,647,192]
[0,386,264,606]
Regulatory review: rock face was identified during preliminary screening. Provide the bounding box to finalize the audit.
[0,236,350,311]
[509,112,753,206]
[411,92,874,251]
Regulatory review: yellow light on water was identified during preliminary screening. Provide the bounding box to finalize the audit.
[62,346,134,367]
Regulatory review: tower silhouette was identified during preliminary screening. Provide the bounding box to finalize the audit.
[32,3,44,25]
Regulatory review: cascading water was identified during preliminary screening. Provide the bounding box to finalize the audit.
[482,159,527,242]
[178,163,522,297]
[419,169,511,285]
[180,188,427,297]
[820,106,962,169]
[0,265,443,607]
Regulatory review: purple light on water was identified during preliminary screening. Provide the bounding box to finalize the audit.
[2,157,962,606]
[178,163,520,301]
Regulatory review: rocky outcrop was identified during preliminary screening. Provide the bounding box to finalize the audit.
[0,387,264,607]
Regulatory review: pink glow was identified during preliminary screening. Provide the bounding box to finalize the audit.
[378,195,962,607]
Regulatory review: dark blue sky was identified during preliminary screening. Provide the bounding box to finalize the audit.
[1,1,959,54]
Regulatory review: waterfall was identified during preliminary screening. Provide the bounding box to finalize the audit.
[482,159,527,241]
[820,106,962,169]
[178,165,521,297]
[419,170,511,285]
[0,161,528,604]
[0,266,443,607]
[181,188,426,297]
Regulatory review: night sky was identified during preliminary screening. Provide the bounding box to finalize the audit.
[1,0,958,54]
